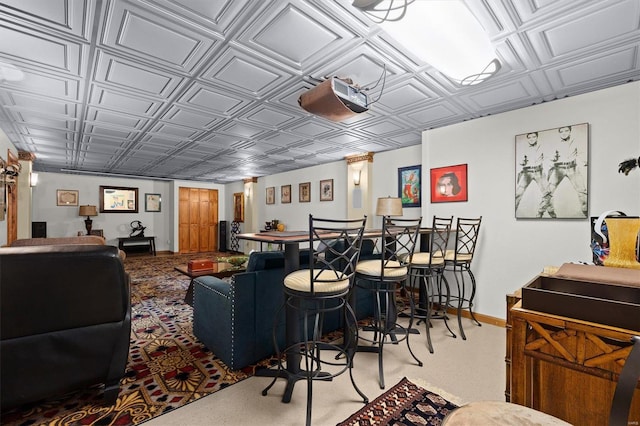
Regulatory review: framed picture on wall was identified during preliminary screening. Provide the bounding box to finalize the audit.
[281,184,291,204]
[397,165,421,207]
[320,179,333,201]
[266,187,275,204]
[299,182,310,202]
[56,189,79,206]
[100,185,138,212]
[430,164,468,203]
[145,193,161,212]
[515,123,589,219]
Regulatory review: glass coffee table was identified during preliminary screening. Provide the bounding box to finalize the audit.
[175,261,245,306]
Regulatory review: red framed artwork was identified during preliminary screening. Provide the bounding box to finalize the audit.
[430,164,468,203]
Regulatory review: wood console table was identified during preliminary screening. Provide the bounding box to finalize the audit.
[508,300,640,425]
[118,236,156,256]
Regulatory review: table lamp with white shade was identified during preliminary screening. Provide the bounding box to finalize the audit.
[376,196,403,220]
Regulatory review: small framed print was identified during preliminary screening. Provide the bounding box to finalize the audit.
[320,179,333,201]
[281,185,291,203]
[299,182,311,202]
[266,187,275,204]
[430,164,468,203]
[145,193,161,212]
[398,165,422,208]
[56,189,79,206]
[233,192,244,222]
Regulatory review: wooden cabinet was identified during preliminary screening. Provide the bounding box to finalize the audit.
[508,301,640,425]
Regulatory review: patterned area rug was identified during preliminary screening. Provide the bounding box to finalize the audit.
[2,252,277,425]
[337,377,459,425]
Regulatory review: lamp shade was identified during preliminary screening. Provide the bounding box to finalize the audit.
[376,197,403,216]
[79,205,98,217]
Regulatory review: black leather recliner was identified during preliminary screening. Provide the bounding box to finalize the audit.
[0,244,131,411]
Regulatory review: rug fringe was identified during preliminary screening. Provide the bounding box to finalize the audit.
[408,377,467,407]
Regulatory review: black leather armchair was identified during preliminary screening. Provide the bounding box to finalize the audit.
[0,244,131,410]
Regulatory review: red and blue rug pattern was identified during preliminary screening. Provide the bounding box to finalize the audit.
[337,377,459,425]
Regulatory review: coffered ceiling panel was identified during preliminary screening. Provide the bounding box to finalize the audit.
[236,1,354,70]
[1,0,89,38]
[94,51,182,98]
[0,0,638,183]
[102,0,221,72]
[0,24,84,74]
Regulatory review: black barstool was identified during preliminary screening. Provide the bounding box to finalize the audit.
[404,215,456,353]
[444,216,482,340]
[354,212,422,389]
[261,215,368,426]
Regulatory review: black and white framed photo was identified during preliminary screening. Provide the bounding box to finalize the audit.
[515,123,589,219]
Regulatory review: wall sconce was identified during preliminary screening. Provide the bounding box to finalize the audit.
[353,169,362,186]
[30,172,38,187]
[245,186,251,198]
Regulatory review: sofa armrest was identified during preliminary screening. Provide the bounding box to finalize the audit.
[193,275,257,370]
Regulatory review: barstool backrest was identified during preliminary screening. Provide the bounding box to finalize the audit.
[381,217,422,268]
[308,215,367,295]
[451,217,482,264]
[430,216,454,266]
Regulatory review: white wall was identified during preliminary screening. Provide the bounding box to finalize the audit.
[18,82,640,321]
[30,174,227,252]
[423,81,640,319]
[371,146,423,228]
[32,173,171,250]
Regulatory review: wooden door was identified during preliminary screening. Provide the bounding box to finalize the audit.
[6,150,18,244]
[6,181,17,244]
[178,187,218,253]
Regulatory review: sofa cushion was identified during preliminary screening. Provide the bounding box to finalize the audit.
[246,250,285,272]
[245,249,311,272]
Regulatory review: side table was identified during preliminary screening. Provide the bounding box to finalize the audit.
[118,236,156,256]
[175,262,245,306]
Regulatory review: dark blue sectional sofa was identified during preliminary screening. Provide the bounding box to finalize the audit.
[192,240,377,370]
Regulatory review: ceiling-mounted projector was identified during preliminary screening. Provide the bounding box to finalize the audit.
[298,77,368,122]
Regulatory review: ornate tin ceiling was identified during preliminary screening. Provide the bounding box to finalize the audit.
[0,0,638,182]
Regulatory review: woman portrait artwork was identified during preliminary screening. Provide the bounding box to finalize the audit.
[430,164,468,203]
